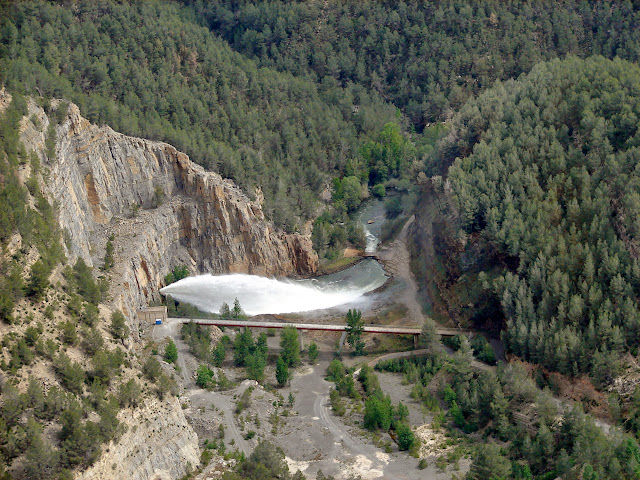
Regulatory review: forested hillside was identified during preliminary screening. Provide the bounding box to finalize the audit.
[6,1,640,478]
[443,56,640,383]
[0,93,172,479]
[0,1,398,231]
[189,0,640,130]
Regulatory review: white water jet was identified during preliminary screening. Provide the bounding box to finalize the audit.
[160,259,387,316]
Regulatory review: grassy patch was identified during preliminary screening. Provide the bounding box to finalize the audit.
[318,255,362,275]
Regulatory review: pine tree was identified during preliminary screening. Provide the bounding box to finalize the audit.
[212,341,226,367]
[234,328,253,367]
[110,310,129,342]
[219,302,231,319]
[419,316,441,351]
[164,339,178,364]
[246,353,266,383]
[276,356,289,387]
[232,298,245,319]
[280,326,300,367]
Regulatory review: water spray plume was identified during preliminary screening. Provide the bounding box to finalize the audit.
[161,260,386,315]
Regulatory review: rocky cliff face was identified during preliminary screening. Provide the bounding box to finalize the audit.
[21,100,317,325]
[16,98,318,480]
[78,396,200,480]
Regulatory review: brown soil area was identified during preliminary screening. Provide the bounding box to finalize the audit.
[343,247,362,257]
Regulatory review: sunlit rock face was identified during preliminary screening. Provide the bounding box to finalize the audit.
[77,396,200,480]
[21,99,317,327]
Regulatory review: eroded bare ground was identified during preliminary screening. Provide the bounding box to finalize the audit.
[147,210,473,478]
[151,320,469,479]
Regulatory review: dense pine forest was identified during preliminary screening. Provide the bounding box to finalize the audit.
[3,0,640,479]
[190,1,640,129]
[0,1,403,234]
[446,56,640,382]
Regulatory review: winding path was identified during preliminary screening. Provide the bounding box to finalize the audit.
[152,321,250,454]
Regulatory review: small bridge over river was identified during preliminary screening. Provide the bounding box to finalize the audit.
[171,317,471,350]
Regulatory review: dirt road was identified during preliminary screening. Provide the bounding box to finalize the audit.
[376,215,424,327]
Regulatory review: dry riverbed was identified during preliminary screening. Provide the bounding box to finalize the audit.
[152,319,470,479]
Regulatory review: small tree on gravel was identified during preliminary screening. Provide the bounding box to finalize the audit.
[276,356,289,387]
[164,339,178,364]
[396,422,416,451]
[196,365,215,388]
[308,342,319,363]
[212,341,226,367]
[345,309,365,355]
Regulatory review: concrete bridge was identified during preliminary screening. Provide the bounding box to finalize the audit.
[171,317,471,350]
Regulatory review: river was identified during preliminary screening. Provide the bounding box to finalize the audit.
[160,200,389,316]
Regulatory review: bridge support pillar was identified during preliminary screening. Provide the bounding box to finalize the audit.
[413,334,419,349]
[337,331,347,355]
[299,330,305,351]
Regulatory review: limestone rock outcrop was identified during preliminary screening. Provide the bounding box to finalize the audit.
[16,99,319,480]
[78,396,200,480]
[21,100,318,324]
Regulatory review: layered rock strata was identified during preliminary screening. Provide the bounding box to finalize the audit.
[77,396,200,480]
[21,100,317,324]
[16,98,319,480]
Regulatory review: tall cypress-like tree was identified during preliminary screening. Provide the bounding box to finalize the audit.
[280,327,300,367]
[276,356,289,387]
[345,309,365,355]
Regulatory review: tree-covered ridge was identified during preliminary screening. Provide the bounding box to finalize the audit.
[190,0,640,130]
[0,1,398,231]
[0,93,179,478]
[445,56,640,381]
[0,93,64,322]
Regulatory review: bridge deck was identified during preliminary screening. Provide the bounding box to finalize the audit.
[171,318,469,336]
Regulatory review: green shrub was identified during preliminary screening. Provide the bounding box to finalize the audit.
[372,184,386,198]
[326,359,345,382]
[165,265,189,285]
[364,392,393,431]
[396,422,416,451]
[164,339,178,364]
[307,342,319,363]
[196,364,215,389]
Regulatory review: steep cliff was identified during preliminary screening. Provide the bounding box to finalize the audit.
[21,99,317,327]
[13,96,318,480]
[77,396,200,480]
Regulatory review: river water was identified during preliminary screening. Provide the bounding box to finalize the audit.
[357,198,386,253]
[160,200,389,315]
